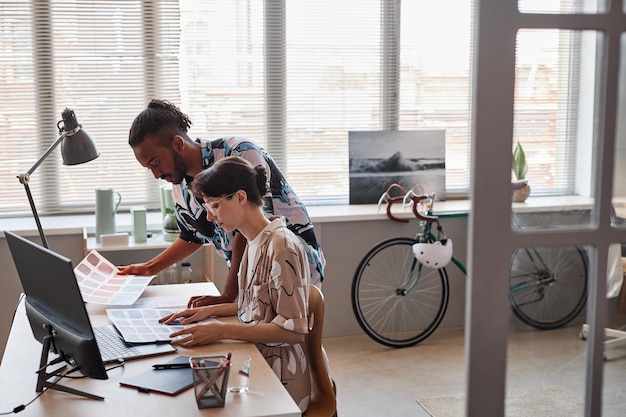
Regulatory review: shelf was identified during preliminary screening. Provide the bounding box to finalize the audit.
[84,230,176,252]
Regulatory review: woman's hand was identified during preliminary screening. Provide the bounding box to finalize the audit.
[159,306,214,325]
[168,321,224,346]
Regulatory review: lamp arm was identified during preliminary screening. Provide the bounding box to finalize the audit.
[18,130,70,183]
[16,130,71,249]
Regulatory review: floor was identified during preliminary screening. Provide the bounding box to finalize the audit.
[323,315,626,417]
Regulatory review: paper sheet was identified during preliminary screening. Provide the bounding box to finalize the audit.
[106,308,189,343]
[129,295,190,309]
[74,250,155,305]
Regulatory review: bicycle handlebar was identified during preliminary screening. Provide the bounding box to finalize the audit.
[385,194,439,223]
[376,183,439,223]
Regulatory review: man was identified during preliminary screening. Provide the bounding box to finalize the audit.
[118,99,325,307]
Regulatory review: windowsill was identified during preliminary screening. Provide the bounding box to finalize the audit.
[0,195,601,239]
[306,195,597,222]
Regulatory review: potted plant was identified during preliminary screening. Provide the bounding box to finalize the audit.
[512,141,531,202]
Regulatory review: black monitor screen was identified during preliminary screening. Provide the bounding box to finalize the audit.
[5,231,107,380]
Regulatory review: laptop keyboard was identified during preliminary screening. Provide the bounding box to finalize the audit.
[94,325,144,363]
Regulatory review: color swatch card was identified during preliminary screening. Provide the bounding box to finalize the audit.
[106,308,188,343]
[74,250,155,305]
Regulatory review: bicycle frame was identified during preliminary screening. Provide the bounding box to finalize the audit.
[423,220,563,299]
[405,210,585,331]
[388,192,555,300]
[381,182,584,305]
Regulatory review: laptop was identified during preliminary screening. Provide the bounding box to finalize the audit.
[5,230,176,365]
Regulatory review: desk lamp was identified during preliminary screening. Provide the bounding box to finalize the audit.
[17,108,99,248]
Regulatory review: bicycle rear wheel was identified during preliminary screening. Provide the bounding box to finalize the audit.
[351,237,449,348]
[509,245,587,330]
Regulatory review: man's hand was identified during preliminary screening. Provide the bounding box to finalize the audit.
[117,263,153,275]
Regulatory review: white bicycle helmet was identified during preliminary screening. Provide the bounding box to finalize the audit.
[412,238,453,268]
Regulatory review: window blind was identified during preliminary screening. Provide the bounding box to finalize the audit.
[398,0,474,196]
[514,28,581,195]
[513,0,587,195]
[0,0,588,217]
[0,0,181,216]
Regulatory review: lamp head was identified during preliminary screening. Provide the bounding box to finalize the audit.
[59,108,100,165]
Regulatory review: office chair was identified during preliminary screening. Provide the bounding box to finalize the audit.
[580,244,626,360]
[304,285,338,417]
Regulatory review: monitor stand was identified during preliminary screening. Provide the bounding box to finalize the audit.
[36,333,104,401]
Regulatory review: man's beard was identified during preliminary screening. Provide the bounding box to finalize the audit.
[168,151,187,184]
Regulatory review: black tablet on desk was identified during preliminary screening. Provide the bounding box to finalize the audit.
[120,356,193,395]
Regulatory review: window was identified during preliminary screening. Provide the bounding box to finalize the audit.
[0,0,585,217]
[1,0,181,216]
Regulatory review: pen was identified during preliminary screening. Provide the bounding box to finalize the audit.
[152,363,191,370]
[193,353,232,401]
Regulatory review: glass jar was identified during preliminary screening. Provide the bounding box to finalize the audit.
[180,262,193,283]
[164,262,178,284]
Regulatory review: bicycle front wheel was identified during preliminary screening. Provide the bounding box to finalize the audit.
[509,245,588,330]
[351,237,449,348]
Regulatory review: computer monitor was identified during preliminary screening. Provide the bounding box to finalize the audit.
[5,230,107,400]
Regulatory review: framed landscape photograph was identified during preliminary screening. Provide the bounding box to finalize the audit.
[348,130,446,204]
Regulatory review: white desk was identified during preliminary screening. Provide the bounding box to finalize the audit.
[0,283,300,417]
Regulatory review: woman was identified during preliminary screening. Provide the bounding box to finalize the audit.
[160,156,311,411]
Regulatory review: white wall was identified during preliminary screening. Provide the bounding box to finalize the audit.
[0,232,86,361]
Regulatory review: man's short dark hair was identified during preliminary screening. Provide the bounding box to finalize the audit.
[128,99,193,148]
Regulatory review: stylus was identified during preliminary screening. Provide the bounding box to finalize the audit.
[152,363,190,370]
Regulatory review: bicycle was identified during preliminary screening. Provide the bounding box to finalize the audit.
[350,184,588,348]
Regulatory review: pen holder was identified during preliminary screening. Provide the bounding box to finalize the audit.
[190,356,231,408]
